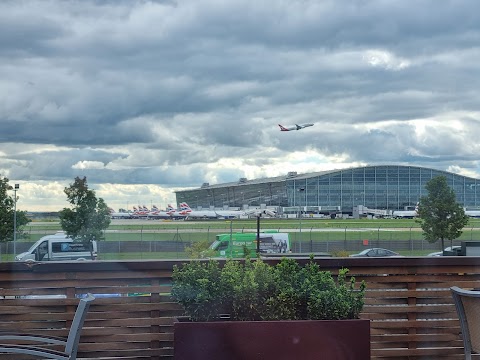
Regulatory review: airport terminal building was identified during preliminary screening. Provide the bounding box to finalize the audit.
[175,165,480,214]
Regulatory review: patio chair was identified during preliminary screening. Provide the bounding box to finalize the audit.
[0,293,95,359]
[451,286,480,360]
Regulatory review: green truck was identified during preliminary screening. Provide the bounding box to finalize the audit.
[208,231,290,258]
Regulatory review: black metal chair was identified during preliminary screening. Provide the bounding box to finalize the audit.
[451,286,480,360]
[0,293,95,359]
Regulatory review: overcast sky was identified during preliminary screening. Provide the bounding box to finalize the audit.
[2,0,480,211]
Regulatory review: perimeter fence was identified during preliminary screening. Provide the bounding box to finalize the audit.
[2,225,480,258]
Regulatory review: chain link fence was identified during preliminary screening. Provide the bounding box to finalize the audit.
[2,225,479,258]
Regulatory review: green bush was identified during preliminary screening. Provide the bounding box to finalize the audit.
[171,256,366,322]
[184,239,216,259]
[171,260,223,321]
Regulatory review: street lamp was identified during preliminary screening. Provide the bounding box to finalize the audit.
[298,188,305,253]
[13,184,19,256]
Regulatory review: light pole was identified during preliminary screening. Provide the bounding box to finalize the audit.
[298,188,305,253]
[13,184,19,256]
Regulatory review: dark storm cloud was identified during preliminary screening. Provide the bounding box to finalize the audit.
[3,148,126,180]
[0,120,155,146]
[1,0,480,203]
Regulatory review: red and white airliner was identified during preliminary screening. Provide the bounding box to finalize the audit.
[278,123,314,131]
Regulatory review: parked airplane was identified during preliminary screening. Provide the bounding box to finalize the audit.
[244,208,277,217]
[108,208,132,219]
[147,205,176,220]
[278,123,314,131]
[165,204,187,219]
[131,205,150,217]
[392,203,419,219]
[178,203,218,219]
[465,209,480,218]
[215,208,247,219]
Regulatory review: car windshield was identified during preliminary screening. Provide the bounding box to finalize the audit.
[356,249,372,255]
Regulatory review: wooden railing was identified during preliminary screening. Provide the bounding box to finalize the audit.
[0,257,479,359]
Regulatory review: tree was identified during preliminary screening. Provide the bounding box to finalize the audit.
[416,176,469,251]
[0,176,30,242]
[59,177,111,247]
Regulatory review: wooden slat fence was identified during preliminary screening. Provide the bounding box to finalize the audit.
[1,257,480,359]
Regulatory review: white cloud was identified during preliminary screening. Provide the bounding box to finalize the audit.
[363,50,411,70]
[72,161,105,170]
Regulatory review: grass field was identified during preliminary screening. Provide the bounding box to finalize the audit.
[7,217,479,261]
[25,217,480,230]
[20,217,480,243]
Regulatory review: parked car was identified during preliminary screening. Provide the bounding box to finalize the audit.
[427,246,462,257]
[350,248,402,257]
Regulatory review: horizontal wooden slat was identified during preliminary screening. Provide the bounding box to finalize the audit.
[1,257,480,359]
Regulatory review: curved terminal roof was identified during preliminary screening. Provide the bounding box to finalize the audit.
[176,165,480,193]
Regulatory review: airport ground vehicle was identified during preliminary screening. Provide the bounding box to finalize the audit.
[208,231,290,258]
[15,232,97,262]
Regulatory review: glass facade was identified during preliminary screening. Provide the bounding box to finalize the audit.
[287,165,480,212]
[175,166,480,212]
[176,181,288,209]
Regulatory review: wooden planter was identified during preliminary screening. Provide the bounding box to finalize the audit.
[174,319,370,360]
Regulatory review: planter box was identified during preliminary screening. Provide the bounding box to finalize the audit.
[174,319,370,360]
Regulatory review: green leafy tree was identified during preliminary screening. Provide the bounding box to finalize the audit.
[59,177,111,247]
[0,176,30,242]
[416,176,469,250]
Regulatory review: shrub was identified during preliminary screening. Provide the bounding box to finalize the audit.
[171,257,366,322]
[184,239,216,259]
[331,250,350,257]
[171,260,223,321]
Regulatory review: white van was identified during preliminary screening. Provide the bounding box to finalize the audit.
[15,232,98,262]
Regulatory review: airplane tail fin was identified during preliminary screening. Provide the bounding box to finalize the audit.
[278,124,289,131]
[179,203,192,214]
[180,202,192,210]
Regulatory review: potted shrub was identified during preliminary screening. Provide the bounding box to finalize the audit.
[172,257,369,360]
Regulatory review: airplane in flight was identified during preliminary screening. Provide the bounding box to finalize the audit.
[392,203,419,219]
[278,123,314,131]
